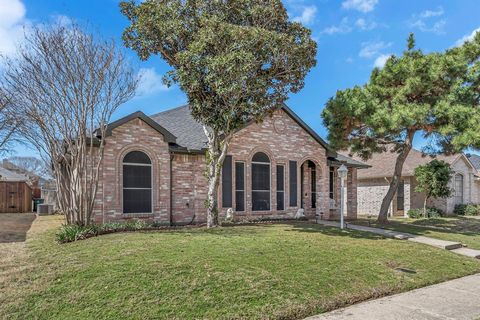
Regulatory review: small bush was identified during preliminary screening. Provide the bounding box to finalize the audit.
[455,204,480,216]
[56,224,99,243]
[407,207,443,219]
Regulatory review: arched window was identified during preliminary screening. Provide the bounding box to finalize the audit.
[252,152,270,211]
[123,151,152,214]
[454,174,464,205]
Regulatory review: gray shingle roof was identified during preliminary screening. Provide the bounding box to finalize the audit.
[150,105,207,151]
[467,154,480,171]
[0,167,29,182]
[150,105,368,169]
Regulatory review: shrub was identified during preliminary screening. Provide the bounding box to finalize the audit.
[407,207,443,219]
[56,224,99,243]
[455,204,480,216]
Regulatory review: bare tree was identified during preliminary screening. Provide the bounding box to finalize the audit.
[0,90,18,155]
[2,25,137,225]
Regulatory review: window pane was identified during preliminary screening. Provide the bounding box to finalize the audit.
[123,165,152,188]
[329,167,335,200]
[252,163,270,190]
[222,156,232,208]
[236,191,245,212]
[277,191,284,211]
[252,152,269,163]
[252,191,270,211]
[235,162,245,190]
[289,161,297,206]
[123,151,151,164]
[397,181,404,210]
[123,189,152,213]
[276,165,284,191]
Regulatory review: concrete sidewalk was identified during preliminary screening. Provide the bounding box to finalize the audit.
[307,273,480,320]
[317,220,480,259]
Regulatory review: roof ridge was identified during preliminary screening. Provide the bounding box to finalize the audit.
[150,104,189,118]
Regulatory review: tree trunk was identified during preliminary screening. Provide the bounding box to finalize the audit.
[423,196,429,218]
[204,127,230,228]
[377,131,415,224]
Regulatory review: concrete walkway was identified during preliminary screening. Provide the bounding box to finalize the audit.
[307,273,480,320]
[317,220,480,259]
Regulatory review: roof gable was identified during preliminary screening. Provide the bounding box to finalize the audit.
[105,111,176,143]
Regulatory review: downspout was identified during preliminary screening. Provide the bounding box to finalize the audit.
[170,154,174,227]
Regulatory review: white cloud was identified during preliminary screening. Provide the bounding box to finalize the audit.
[359,41,392,59]
[355,18,377,31]
[419,7,444,18]
[455,27,480,46]
[136,68,170,97]
[292,5,317,25]
[342,0,378,13]
[373,54,390,68]
[0,0,27,56]
[321,17,352,35]
[408,7,446,35]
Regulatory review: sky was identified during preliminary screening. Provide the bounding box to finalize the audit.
[1,0,480,157]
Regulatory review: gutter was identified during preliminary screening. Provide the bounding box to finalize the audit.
[170,154,174,227]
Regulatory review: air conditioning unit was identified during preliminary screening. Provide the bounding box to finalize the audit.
[37,204,54,215]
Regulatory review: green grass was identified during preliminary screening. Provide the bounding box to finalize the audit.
[2,216,480,320]
[354,216,480,250]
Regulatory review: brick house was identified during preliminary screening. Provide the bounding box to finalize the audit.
[93,105,368,225]
[344,149,480,216]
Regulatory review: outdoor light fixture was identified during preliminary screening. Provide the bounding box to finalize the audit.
[337,164,348,230]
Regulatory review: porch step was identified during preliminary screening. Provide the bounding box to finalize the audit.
[450,247,480,259]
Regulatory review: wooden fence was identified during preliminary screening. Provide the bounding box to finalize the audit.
[0,181,32,213]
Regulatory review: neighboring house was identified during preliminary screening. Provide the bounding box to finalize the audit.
[344,149,480,216]
[0,167,33,213]
[92,105,368,225]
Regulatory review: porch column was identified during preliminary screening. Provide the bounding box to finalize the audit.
[346,167,358,219]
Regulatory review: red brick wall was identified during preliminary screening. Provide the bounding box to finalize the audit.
[93,109,355,224]
[218,109,331,220]
[93,118,171,224]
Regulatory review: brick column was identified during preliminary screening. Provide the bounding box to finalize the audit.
[347,168,357,220]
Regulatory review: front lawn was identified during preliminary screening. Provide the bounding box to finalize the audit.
[354,216,480,250]
[2,216,480,320]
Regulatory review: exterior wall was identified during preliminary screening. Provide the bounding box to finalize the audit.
[93,110,357,224]
[93,118,171,224]
[358,156,480,217]
[219,109,332,220]
[357,177,411,217]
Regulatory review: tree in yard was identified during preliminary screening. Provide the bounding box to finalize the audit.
[414,160,453,217]
[0,90,19,155]
[1,25,138,226]
[322,33,480,223]
[120,0,317,227]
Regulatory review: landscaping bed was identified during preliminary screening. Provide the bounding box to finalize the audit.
[1,215,480,319]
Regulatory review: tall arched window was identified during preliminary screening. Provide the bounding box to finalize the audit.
[123,151,152,214]
[252,152,270,211]
[454,174,464,205]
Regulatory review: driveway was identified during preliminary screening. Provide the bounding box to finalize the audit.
[0,213,36,243]
[308,273,480,320]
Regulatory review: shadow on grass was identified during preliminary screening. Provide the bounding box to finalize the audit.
[355,216,480,239]
[286,222,386,240]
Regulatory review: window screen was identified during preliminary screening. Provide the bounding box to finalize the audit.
[222,156,232,208]
[235,162,245,212]
[252,153,270,211]
[277,165,285,211]
[289,161,297,207]
[329,167,336,200]
[123,151,152,214]
[397,180,404,211]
